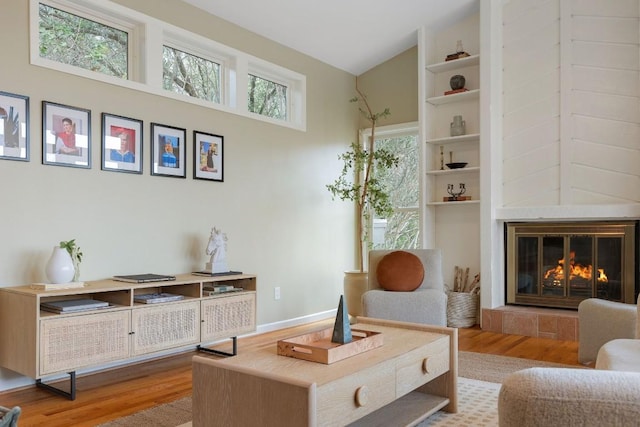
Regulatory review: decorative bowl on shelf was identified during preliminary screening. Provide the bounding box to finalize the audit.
[446,162,468,169]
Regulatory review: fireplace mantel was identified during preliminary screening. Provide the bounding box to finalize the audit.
[496,204,640,222]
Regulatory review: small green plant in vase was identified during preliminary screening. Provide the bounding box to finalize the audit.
[60,239,83,282]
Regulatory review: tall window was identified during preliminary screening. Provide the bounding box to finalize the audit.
[248,74,287,120]
[38,3,128,79]
[370,125,421,249]
[163,46,221,104]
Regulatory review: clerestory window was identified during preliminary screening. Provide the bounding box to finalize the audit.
[32,0,306,130]
[38,2,129,79]
[163,46,222,104]
[248,74,287,121]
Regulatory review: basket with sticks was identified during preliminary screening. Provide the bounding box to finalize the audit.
[446,266,480,328]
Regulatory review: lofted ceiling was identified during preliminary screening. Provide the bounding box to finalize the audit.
[182,0,479,75]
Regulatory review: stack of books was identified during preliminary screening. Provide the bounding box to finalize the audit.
[41,298,110,313]
[204,285,243,295]
[134,293,184,304]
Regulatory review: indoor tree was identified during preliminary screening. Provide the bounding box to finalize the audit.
[327,86,398,272]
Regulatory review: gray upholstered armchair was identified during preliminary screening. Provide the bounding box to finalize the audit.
[361,249,447,326]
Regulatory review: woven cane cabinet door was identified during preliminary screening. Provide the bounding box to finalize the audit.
[131,300,200,356]
[40,310,130,376]
[201,291,256,342]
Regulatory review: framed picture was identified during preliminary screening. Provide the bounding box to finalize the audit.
[193,131,224,182]
[42,101,91,168]
[0,91,29,161]
[151,122,186,178]
[101,113,143,174]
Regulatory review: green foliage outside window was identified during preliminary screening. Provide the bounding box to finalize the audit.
[248,74,287,120]
[39,3,128,79]
[372,134,421,250]
[163,46,221,103]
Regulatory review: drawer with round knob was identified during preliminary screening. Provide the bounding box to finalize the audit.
[316,362,396,425]
[396,334,450,396]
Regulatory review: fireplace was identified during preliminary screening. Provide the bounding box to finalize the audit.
[506,221,637,309]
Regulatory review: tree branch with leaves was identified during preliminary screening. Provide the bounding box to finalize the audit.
[327,85,398,272]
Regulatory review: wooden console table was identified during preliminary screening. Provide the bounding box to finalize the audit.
[0,273,256,400]
[192,317,458,426]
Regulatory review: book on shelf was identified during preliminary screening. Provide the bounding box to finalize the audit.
[192,271,243,277]
[31,282,86,291]
[113,273,176,283]
[444,88,469,96]
[203,285,243,295]
[134,293,184,304]
[443,196,472,202]
[40,298,110,313]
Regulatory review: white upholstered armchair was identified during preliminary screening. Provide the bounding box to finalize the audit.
[578,295,638,364]
[361,249,447,326]
[499,294,640,426]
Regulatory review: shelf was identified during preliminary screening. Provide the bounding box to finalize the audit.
[426,54,479,73]
[426,166,479,175]
[427,89,479,105]
[427,200,480,206]
[426,133,479,145]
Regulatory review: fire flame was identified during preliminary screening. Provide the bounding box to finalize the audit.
[544,256,608,282]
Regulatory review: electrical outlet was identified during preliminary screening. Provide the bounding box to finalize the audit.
[274,287,281,300]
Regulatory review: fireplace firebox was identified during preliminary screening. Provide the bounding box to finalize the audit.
[506,221,637,309]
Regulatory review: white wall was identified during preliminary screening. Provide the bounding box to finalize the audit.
[0,0,358,388]
[502,0,640,207]
[483,0,640,311]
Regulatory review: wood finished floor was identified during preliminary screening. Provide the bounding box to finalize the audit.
[0,320,581,426]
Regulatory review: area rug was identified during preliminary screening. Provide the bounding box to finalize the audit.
[99,352,581,427]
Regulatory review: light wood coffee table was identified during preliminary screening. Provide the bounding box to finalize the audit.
[192,317,457,426]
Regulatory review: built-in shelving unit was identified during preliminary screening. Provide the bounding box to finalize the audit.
[419,11,481,285]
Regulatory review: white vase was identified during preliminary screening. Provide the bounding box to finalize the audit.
[343,271,368,318]
[45,246,75,284]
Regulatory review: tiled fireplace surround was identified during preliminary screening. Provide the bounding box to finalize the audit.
[481,305,579,341]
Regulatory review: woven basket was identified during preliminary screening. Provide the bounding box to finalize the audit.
[447,291,479,328]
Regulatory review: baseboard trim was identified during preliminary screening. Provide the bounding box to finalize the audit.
[255,309,337,335]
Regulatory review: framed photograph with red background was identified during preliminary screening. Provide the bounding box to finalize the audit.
[101,113,143,174]
[42,101,91,169]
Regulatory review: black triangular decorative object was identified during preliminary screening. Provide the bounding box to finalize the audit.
[331,295,352,344]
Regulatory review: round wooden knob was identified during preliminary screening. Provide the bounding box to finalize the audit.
[422,358,430,374]
[355,386,369,407]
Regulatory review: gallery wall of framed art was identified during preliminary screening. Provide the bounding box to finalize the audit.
[0,91,226,184]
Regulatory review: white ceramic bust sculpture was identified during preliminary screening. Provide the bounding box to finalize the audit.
[206,227,229,273]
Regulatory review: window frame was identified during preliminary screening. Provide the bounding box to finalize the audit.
[30,0,307,131]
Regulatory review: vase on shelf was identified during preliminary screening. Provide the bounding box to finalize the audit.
[449,75,466,90]
[450,115,466,136]
[45,246,75,284]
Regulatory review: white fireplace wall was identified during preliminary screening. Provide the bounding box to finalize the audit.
[479,1,640,314]
[502,0,640,207]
